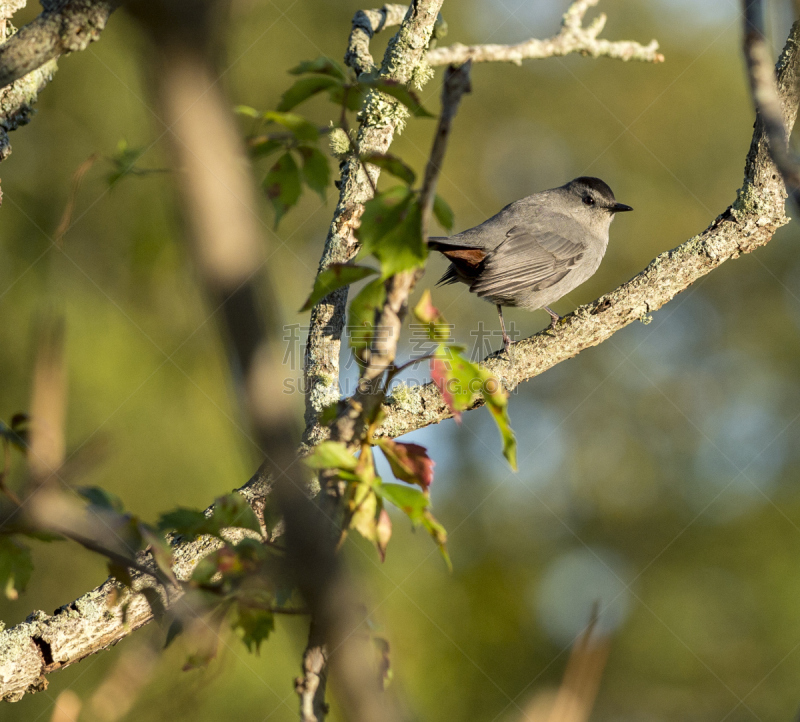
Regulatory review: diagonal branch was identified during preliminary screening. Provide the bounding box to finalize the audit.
[0,0,116,89]
[0,0,116,160]
[425,0,663,67]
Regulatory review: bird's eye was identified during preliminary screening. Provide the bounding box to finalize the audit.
[583,196,595,206]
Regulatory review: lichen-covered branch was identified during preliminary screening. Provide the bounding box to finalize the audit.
[425,0,663,67]
[741,0,800,199]
[0,474,270,703]
[0,0,115,89]
[0,55,55,160]
[302,0,444,449]
[378,22,800,439]
[344,3,407,77]
[330,62,472,446]
[0,0,116,160]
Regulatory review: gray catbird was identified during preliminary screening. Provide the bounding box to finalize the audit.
[428,177,632,351]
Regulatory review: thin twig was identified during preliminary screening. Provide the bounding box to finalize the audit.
[426,0,663,67]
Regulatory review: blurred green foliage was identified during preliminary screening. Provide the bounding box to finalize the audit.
[3,0,800,720]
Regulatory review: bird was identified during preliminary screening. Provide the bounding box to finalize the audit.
[428,177,633,351]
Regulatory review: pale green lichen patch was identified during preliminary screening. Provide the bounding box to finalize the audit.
[361,90,410,134]
[329,127,352,158]
[411,59,434,90]
[732,182,772,218]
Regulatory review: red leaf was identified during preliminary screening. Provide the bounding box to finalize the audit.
[378,439,435,489]
[431,357,461,423]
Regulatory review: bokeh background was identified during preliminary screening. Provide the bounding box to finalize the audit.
[3,0,800,719]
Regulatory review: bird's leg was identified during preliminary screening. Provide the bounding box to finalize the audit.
[496,305,511,352]
[544,306,561,328]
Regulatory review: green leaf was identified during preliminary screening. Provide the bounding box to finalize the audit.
[376,483,428,523]
[297,145,330,201]
[301,264,378,312]
[0,537,33,600]
[233,105,261,118]
[348,278,386,355]
[430,347,483,423]
[106,139,162,187]
[377,439,435,489]
[262,111,319,142]
[360,79,435,118]
[211,493,263,535]
[479,372,517,471]
[158,508,210,537]
[289,57,348,81]
[249,138,284,159]
[140,526,177,585]
[277,76,341,112]
[358,189,426,277]
[263,152,302,226]
[159,494,261,539]
[232,604,275,654]
[413,290,451,342]
[361,153,416,185]
[329,83,365,111]
[78,486,125,514]
[433,194,455,232]
[421,511,451,570]
[376,484,450,566]
[305,441,359,471]
[350,483,378,543]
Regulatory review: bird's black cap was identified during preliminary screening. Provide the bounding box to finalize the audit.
[567,176,633,212]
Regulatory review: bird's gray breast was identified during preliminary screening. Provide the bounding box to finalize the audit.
[469,212,607,310]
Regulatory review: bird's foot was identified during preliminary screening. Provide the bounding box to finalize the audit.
[544,306,562,328]
[502,332,512,353]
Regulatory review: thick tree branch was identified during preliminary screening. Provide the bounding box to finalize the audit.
[0,0,116,160]
[425,0,663,67]
[330,62,471,446]
[0,0,115,89]
[742,0,800,200]
[302,0,444,448]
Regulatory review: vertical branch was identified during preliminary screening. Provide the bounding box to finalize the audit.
[742,0,800,199]
[331,61,473,445]
[302,0,445,449]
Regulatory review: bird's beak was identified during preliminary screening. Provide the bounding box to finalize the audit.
[611,202,633,213]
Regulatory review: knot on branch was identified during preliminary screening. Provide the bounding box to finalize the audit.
[56,0,110,53]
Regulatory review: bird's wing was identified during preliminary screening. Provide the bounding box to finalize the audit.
[471,220,587,304]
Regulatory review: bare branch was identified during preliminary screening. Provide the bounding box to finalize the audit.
[426,0,663,67]
[0,0,116,160]
[742,0,800,199]
[0,0,115,88]
[345,4,408,77]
